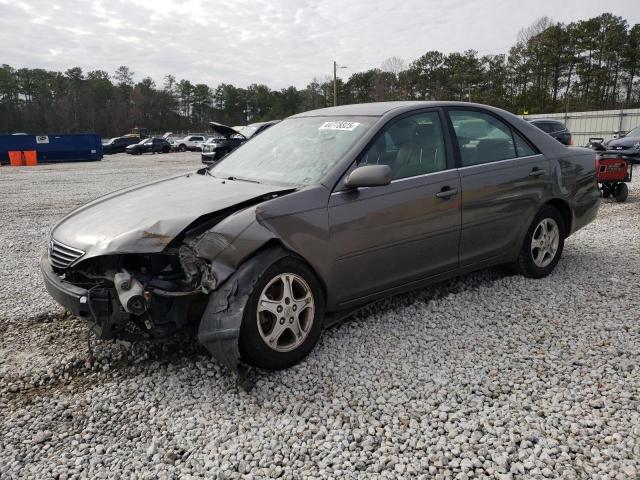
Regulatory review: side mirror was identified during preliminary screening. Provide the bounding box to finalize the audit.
[344,165,392,189]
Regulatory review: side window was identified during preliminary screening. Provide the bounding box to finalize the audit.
[358,111,447,180]
[513,131,537,157]
[449,110,517,166]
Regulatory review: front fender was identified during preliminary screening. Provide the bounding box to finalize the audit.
[197,246,290,371]
[189,207,282,287]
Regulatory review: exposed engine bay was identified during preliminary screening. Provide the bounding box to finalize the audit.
[55,248,212,341]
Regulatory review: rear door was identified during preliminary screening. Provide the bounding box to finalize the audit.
[446,108,551,266]
[328,109,461,305]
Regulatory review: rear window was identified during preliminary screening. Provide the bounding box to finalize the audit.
[533,121,565,133]
[532,122,552,133]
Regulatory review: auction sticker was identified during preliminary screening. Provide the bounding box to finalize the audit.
[319,121,360,131]
[36,135,49,144]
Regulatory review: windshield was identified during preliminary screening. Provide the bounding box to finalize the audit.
[139,138,152,145]
[209,116,375,186]
[626,126,640,138]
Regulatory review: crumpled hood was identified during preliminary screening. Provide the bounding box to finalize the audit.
[51,173,291,260]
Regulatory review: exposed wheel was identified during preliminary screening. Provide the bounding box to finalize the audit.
[178,144,187,152]
[514,206,565,279]
[239,257,324,370]
[614,183,628,203]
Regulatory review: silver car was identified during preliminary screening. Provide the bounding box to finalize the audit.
[41,102,600,372]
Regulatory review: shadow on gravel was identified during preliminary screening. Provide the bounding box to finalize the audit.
[1,317,213,404]
[329,265,514,330]
[3,265,515,401]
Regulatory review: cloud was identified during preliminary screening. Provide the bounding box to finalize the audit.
[0,0,638,89]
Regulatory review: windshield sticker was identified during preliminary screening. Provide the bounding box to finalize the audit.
[319,121,360,131]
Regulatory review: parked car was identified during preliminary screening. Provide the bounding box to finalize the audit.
[41,102,599,372]
[201,120,280,164]
[174,134,208,152]
[528,119,572,145]
[125,137,171,155]
[602,125,640,163]
[102,136,140,154]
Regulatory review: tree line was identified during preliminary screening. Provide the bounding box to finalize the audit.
[0,13,638,137]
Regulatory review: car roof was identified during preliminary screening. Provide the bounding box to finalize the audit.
[529,118,565,124]
[291,101,532,118]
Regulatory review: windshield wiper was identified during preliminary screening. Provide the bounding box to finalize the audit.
[226,176,261,184]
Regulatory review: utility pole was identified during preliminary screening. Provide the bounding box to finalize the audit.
[467,84,478,103]
[333,61,338,107]
[333,61,347,106]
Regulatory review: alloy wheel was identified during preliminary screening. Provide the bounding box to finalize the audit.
[531,218,560,268]
[256,273,315,352]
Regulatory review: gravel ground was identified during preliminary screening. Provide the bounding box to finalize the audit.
[0,153,638,479]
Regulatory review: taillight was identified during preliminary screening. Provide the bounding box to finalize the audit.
[568,137,573,145]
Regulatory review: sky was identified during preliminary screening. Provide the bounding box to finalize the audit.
[0,0,638,90]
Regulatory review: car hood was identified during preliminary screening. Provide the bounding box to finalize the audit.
[209,122,245,139]
[51,173,293,260]
[606,137,639,148]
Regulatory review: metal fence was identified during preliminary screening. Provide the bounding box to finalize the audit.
[523,108,640,147]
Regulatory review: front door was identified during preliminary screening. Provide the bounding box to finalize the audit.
[328,110,461,306]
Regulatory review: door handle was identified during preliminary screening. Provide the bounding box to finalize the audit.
[529,168,546,177]
[435,187,458,199]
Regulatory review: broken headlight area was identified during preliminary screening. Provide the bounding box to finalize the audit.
[57,252,211,341]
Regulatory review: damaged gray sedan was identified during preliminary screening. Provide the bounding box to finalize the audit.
[41,102,600,371]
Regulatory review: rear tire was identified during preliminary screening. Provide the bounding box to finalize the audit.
[514,206,565,279]
[239,257,324,370]
[615,183,628,203]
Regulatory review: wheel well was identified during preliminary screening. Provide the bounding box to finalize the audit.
[545,199,572,234]
[246,239,329,305]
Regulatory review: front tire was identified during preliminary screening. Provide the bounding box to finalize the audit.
[514,206,565,278]
[178,144,187,152]
[239,257,324,370]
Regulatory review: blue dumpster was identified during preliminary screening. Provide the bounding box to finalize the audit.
[0,134,103,165]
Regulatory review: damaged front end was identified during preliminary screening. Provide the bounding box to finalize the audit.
[42,248,212,342]
[41,176,297,371]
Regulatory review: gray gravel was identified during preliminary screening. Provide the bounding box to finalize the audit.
[1,153,639,479]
